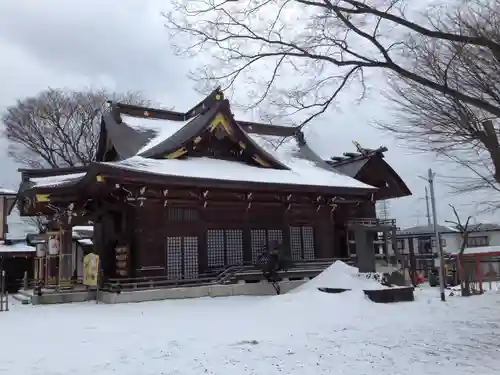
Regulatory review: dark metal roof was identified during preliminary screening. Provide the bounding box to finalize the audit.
[329,146,388,162]
[293,142,338,172]
[397,225,456,236]
[396,224,500,236]
[324,144,411,199]
[115,98,291,170]
[238,120,299,137]
[17,90,383,200]
[102,113,155,160]
[138,109,211,158]
[326,146,387,176]
[462,223,500,232]
[331,158,370,178]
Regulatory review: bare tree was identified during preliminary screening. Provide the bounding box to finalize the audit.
[166,0,500,117]
[2,88,148,168]
[445,204,472,296]
[166,0,500,185]
[377,2,500,204]
[2,88,148,231]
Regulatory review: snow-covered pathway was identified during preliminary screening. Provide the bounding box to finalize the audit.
[1,286,499,375]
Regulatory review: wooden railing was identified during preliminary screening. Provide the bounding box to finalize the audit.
[16,257,355,293]
[348,218,396,227]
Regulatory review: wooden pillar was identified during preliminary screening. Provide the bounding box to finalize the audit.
[382,231,389,264]
[475,255,483,294]
[408,238,417,286]
[198,209,208,273]
[391,227,401,267]
[0,197,6,241]
[457,254,462,287]
[282,209,291,257]
[59,225,73,287]
[355,229,376,273]
[123,207,135,278]
[316,211,333,258]
[243,209,252,263]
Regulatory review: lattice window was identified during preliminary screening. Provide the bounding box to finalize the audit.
[302,226,315,260]
[268,229,283,248]
[183,237,199,279]
[166,237,182,279]
[289,226,302,261]
[289,226,316,261]
[226,229,244,266]
[251,229,267,263]
[207,230,225,267]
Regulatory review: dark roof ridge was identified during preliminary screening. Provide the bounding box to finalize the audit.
[327,146,388,166]
[138,98,291,170]
[109,87,223,123]
[109,89,301,137]
[237,120,300,137]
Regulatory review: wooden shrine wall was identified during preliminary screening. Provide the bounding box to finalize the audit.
[121,201,348,279]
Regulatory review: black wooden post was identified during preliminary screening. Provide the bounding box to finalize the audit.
[355,230,376,273]
[0,270,5,312]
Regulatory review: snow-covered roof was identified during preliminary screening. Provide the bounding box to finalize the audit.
[107,154,370,189]
[0,241,35,253]
[22,91,385,193]
[77,238,93,246]
[462,223,500,232]
[73,225,93,232]
[0,187,16,195]
[397,225,459,236]
[72,226,93,239]
[450,245,500,257]
[398,223,500,237]
[31,173,86,188]
[121,114,197,155]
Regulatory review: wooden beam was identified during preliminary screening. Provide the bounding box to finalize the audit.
[90,180,371,205]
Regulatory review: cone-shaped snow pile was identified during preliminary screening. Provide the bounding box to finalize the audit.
[290,261,387,294]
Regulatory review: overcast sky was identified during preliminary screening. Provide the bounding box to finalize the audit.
[0,0,497,230]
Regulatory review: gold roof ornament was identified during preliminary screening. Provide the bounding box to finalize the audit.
[352,140,363,153]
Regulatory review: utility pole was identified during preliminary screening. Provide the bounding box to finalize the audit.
[419,169,446,302]
[427,169,446,302]
[425,187,431,226]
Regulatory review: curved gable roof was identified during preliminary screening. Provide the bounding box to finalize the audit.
[25,88,377,199]
[138,99,290,170]
[326,146,411,199]
[96,88,224,162]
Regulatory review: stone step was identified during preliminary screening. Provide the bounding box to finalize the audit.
[12,293,31,305]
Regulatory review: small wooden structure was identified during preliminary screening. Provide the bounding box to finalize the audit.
[0,188,17,241]
[0,188,35,292]
[27,226,93,287]
[451,245,500,294]
[15,89,411,289]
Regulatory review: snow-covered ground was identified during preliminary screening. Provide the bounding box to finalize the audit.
[2,265,500,374]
